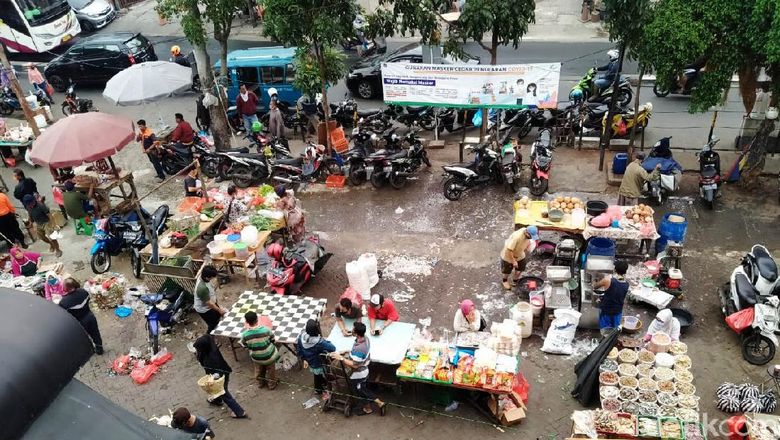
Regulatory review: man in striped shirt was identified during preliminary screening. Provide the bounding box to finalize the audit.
[241,311,280,389]
[334,321,387,416]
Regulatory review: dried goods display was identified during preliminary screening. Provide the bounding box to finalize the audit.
[638,364,654,377]
[676,382,696,395]
[661,419,683,439]
[675,369,694,383]
[619,387,639,402]
[654,367,675,381]
[678,394,699,409]
[658,380,676,394]
[600,371,619,386]
[618,363,639,378]
[660,405,678,417]
[600,386,619,399]
[600,359,618,373]
[602,398,621,412]
[593,411,637,436]
[674,354,692,369]
[669,341,688,355]
[607,347,619,360]
[639,389,657,403]
[621,401,639,414]
[684,422,706,440]
[638,417,661,437]
[658,392,679,407]
[619,376,638,389]
[638,349,655,364]
[638,377,658,391]
[677,408,700,423]
[618,349,638,364]
[637,402,659,417]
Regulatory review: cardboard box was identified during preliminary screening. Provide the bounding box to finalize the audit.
[488,391,527,426]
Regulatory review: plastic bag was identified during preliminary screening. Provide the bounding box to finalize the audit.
[541,309,582,355]
[472,110,483,127]
[340,286,363,308]
[512,372,530,404]
[130,364,159,384]
[725,307,755,333]
[150,349,173,367]
[112,354,132,374]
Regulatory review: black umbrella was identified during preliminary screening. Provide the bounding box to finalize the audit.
[571,330,619,406]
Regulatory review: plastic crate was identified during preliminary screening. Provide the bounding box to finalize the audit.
[596,412,638,439]
[659,417,684,440]
[681,421,707,440]
[325,174,346,188]
[638,415,662,438]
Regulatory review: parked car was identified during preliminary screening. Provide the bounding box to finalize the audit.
[67,0,116,33]
[44,32,157,92]
[346,43,480,99]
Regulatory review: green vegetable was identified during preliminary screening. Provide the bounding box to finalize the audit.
[259,184,275,197]
[250,215,273,230]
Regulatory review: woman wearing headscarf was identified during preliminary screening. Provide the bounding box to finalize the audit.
[274,185,305,243]
[644,309,681,342]
[9,246,41,277]
[453,299,485,332]
[193,334,247,419]
[296,319,336,396]
[44,271,64,301]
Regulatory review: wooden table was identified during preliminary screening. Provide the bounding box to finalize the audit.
[0,139,33,167]
[140,212,224,258]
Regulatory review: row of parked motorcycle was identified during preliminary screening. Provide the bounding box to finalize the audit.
[0,82,97,117]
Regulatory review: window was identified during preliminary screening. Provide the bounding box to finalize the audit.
[124,34,149,54]
[104,45,121,54]
[261,66,284,84]
[236,67,259,88]
[81,45,106,59]
[0,2,27,34]
[285,64,295,84]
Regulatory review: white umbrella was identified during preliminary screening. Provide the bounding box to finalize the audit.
[102,61,192,106]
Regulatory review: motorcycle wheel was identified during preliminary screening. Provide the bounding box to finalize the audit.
[272,172,301,193]
[719,282,736,316]
[201,157,221,178]
[530,177,548,196]
[618,88,633,107]
[161,158,182,176]
[147,322,160,355]
[422,151,431,167]
[62,103,74,116]
[742,332,776,365]
[442,177,464,201]
[91,250,111,274]
[510,177,523,193]
[231,164,255,188]
[419,117,436,131]
[389,171,407,189]
[0,102,12,116]
[517,124,533,139]
[348,164,366,186]
[653,83,670,98]
[370,171,386,189]
[131,248,142,279]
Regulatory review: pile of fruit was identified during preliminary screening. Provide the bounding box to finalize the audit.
[624,204,654,224]
[515,195,532,210]
[548,196,583,214]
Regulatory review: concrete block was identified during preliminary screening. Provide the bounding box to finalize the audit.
[607,168,623,187]
[427,139,446,149]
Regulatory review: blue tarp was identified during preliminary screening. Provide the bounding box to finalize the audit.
[642,157,683,174]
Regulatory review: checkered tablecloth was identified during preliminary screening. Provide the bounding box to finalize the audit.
[211,291,327,344]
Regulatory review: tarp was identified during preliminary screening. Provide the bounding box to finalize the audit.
[22,379,200,440]
[381,62,561,109]
[570,330,619,406]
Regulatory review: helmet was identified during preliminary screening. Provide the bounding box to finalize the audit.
[569,88,584,102]
[171,45,181,56]
[252,121,263,133]
[607,49,619,61]
[267,87,278,98]
[266,243,283,260]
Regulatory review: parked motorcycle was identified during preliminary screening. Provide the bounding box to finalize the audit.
[603,102,653,138]
[437,107,480,133]
[264,236,332,295]
[327,96,358,128]
[441,135,511,201]
[502,107,554,139]
[272,142,343,190]
[62,83,97,115]
[642,137,682,205]
[719,246,780,365]
[529,129,555,196]
[386,104,437,130]
[0,86,52,116]
[344,126,378,186]
[569,67,633,107]
[695,137,722,209]
[386,129,431,189]
[90,205,169,278]
[154,141,195,176]
[224,151,272,188]
[742,244,780,297]
[365,128,407,188]
[133,286,193,354]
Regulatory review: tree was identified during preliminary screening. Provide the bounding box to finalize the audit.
[157,0,232,151]
[262,0,359,151]
[599,0,652,169]
[642,0,780,188]
[202,0,246,78]
[368,0,535,133]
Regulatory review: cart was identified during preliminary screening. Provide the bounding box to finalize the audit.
[141,255,202,296]
[320,353,356,417]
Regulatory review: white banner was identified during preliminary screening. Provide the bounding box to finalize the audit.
[381,62,561,109]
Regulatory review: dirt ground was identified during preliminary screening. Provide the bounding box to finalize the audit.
[11,136,780,439]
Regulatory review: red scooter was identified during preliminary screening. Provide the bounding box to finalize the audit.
[529,128,554,196]
[265,236,331,295]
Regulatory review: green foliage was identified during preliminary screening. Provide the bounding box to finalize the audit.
[454,0,535,54]
[202,0,245,42]
[292,47,346,97]
[602,0,651,62]
[156,0,207,46]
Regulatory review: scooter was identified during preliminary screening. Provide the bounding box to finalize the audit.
[697,137,722,209]
[224,151,272,188]
[569,66,633,107]
[265,236,332,295]
[344,126,378,186]
[62,83,97,115]
[272,142,344,190]
[653,69,700,97]
[0,86,52,116]
[603,102,652,138]
[441,136,506,201]
[133,286,193,354]
[386,129,431,189]
[720,264,780,365]
[529,128,554,196]
[642,137,682,205]
[742,244,780,297]
[90,205,169,278]
[502,107,554,139]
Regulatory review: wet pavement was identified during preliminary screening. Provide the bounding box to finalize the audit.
[15,138,763,439]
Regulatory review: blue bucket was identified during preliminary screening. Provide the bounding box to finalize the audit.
[612,153,628,175]
[658,213,687,242]
[586,237,616,257]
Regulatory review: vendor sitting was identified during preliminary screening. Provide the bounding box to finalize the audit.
[184,168,203,197]
[44,270,64,301]
[454,299,486,332]
[62,181,95,220]
[367,294,399,335]
[9,246,41,277]
[335,296,363,336]
[644,309,681,342]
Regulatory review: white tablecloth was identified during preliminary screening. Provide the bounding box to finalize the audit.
[327,317,416,365]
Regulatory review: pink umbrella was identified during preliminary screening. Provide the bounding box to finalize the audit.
[30,113,135,168]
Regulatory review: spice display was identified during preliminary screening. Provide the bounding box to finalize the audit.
[678,394,699,409]
[639,377,658,391]
[684,422,705,440]
[677,409,700,423]
[620,387,639,402]
[638,417,661,437]
[621,401,639,414]
[618,363,639,378]
[600,371,619,386]
[639,389,657,403]
[619,376,638,389]
[600,359,619,373]
[675,369,693,383]
[658,392,679,407]
[637,402,659,416]
[638,364,654,377]
[602,398,621,412]
[658,380,676,394]
[676,382,696,395]
[654,367,675,381]
[660,405,678,417]
[674,355,692,369]
[600,386,619,399]
[618,349,638,364]
[638,349,656,364]
[661,419,682,439]
[669,341,688,355]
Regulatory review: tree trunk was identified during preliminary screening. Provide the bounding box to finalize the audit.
[481,33,499,139]
[598,43,625,171]
[738,64,758,114]
[627,67,644,159]
[740,118,774,190]
[314,42,332,152]
[193,45,231,151]
[218,36,229,78]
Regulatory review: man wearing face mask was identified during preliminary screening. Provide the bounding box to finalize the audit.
[236,84,260,134]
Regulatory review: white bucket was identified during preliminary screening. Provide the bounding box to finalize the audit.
[43,105,53,121]
[33,114,47,128]
[530,297,544,316]
[214,234,228,243]
[511,302,533,339]
[206,241,221,257]
[358,253,379,288]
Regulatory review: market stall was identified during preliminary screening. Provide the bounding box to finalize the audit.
[1,120,38,167]
[211,290,327,361]
[745,413,780,440]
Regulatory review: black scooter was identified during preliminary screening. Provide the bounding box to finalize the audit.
[697,137,722,209]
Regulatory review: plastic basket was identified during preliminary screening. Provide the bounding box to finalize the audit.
[682,421,707,440]
[659,417,684,440]
[637,415,661,438]
[586,237,616,257]
[325,174,346,188]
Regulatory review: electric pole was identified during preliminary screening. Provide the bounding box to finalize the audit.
[0,43,41,136]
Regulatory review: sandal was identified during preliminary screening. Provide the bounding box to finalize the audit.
[231,413,249,419]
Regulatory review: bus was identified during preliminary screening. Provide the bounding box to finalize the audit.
[0,0,81,54]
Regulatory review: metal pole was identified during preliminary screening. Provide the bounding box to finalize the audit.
[434,108,439,142]
[0,45,41,136]
[598,43,626,171]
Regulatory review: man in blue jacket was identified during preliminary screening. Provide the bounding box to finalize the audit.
[297,319,336,396]
[593,49,620,98]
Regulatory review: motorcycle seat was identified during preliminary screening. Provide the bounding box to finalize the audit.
[753,247,779,281]
[357,108,381,117]
[735,272,759,307]
[388,150,408,160]
[701,168,718,178]
[139,293,163,305]
[226,146,250,154]
[276,157,303,167]
[406,106,426,114]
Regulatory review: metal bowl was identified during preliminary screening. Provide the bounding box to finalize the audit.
[548,209,564,222]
